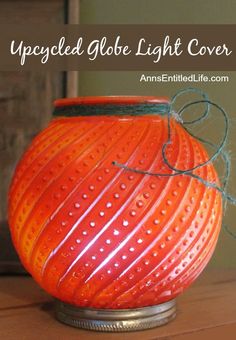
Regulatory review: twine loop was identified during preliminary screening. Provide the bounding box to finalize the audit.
[112,87,236,238]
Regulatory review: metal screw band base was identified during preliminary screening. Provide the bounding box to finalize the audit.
[55,299,176,332]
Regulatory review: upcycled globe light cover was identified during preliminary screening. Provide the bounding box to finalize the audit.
[8,96,222,331]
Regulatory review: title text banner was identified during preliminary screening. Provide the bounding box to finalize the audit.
[1,24,236,70]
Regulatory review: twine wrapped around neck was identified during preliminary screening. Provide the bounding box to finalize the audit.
[53,102,169,117]
[112,88,236,238]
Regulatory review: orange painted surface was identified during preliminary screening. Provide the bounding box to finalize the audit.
[8,97,222,309]
[54,95,169,107]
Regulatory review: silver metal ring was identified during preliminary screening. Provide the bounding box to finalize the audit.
[55,299,176,332]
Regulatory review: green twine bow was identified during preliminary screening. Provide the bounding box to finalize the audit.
[112,88,236,238]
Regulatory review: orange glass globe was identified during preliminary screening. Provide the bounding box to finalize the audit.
[8,96,222,310]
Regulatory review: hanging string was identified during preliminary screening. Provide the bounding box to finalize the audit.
[112,88,236,238]
[171,87,210,125]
